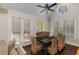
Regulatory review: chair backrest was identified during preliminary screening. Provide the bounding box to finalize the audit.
[57,33,65,51]
[31,37,36,47]
[76,48,79,55]
[36,32,50,38]
[58,33,65,39]
[0,40,8,55]
[50,37,57,48]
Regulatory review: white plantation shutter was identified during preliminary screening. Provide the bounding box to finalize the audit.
[12,17,20,33]
[24,19,30,33]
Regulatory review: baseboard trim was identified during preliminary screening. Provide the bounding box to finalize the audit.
[66,41,79,47]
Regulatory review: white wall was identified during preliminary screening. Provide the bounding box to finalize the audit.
[0,7,9,44]
[50,3,79,47]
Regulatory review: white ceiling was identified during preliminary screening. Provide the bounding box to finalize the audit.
[0,3,58,18]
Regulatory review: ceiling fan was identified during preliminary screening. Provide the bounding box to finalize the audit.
[37,3,57,14]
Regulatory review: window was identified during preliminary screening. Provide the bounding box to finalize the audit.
[12,16,31,43]
[57,21,65,33]
[24,19,31,42]
[37,20,48,32]
[12,16,20,42]
[54,20,74,40]
[64,20,74,40]
[37,21,42,32]
[54,21,65,35]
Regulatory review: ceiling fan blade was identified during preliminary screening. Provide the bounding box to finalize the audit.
[49,3,57,8]
[48,8,54,12]
[37,5,45,8]
[40,8,46,13]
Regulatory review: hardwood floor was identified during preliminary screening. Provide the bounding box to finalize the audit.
[56,44,78,55]
[23,45,31,55]
[23,44,78,55]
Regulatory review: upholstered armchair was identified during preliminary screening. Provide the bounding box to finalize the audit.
[76,48,79,55]
[0,39,26,55]
[48,36,58,55]
[9,44,27,55]
[0,40,8,55]
[57,33,65,51]
[8,39,27,55]
[31,37,43,54]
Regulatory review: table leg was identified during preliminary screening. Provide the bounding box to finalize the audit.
[43,44,48,55]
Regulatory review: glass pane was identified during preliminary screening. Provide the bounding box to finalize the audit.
[37,21,42,32]
[12,16,20,42]
[37,21,48,32]
[42,21,48,32]
[54,20,74,40]
[65,20,74,39]
[24,19,31,41]
[58,21,64,33]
